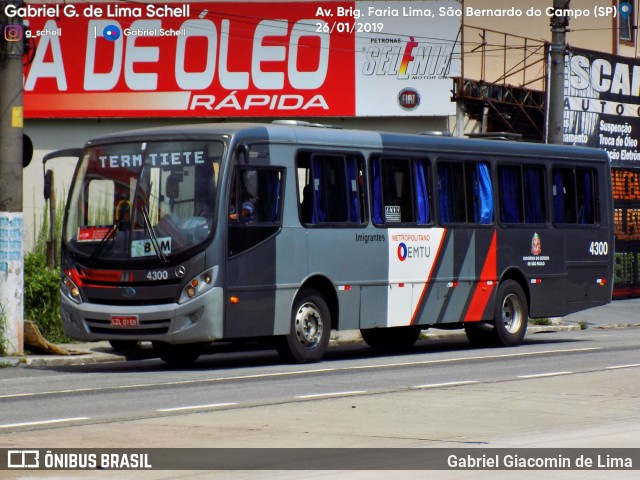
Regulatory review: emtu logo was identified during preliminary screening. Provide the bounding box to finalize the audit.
[397,243,408,261]
[103,25,121,41]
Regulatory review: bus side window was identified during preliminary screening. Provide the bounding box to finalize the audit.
[499,164,546,225]
[438,162,465,223]
[414,159,430,224]
[297,152,365,226]
[576,168,598,224]
[469,162,493,224]
[553,168,577,224]
[372,157,431,225]
[498,165,523,223]
[439,161,492,224]
[523,165,546,223]
[380,158,414,223]
[227,167,284,256]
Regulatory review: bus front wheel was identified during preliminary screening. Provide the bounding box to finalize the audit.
[492,280,528,347]
[276,289,331,364]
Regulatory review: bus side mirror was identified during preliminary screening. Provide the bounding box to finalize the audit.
[42,147,82,200]
[24,134,33,168]
[44,169,53,200]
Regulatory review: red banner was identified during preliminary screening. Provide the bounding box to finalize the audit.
[23,2,356,118]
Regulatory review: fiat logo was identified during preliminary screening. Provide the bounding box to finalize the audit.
[398,88,420,110]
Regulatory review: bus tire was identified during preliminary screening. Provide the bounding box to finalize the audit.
[464,323,495,347]
[492,280,528,347]
[109,340,141,353]
[153,342,208,367]
[360,326,421,351]
[276,289,331,364]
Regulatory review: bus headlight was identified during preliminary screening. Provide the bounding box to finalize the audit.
[179,267,217,304]
[61,274,82,304]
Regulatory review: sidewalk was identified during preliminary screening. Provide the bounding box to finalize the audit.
[2,298,639,368]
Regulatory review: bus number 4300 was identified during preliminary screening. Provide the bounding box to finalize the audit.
[589,241,609,255]
[147,270,169,281]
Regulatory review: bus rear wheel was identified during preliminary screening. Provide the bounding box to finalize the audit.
[465,280,528,347]
[276,289,331,364]
[464,323,495,347]
[152,342,208,367]
[492,280,528,347]
[360,326,421,351]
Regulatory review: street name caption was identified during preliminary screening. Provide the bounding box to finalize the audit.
[317,5,621,19]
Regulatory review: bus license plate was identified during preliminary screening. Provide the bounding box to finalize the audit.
[110,315,138,327]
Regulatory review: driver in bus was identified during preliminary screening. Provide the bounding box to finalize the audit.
[229,181,256,221]
[229,199,255,221]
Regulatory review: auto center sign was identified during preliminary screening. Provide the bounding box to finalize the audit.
[19,1,461,118]
[563,46,640,166]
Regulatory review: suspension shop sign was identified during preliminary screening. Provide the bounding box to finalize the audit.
[20,1,461,118]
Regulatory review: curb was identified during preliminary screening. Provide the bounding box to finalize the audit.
[0,324,591,368]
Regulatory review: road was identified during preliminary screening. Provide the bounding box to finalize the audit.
[0,327,639,479]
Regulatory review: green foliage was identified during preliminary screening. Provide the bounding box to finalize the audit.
[23,202,68,344]
[23,252,68,343]
[530,317,552,326]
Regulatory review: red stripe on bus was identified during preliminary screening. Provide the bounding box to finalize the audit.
[464,231,497,322]
[410,229,447,325]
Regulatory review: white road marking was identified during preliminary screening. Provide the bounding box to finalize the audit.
[607,364,640,370]
[295,391,367,399]
[0,417,89,428]
[157,403,238,412]
[0,347,602,400]
[412,381,478,389]
[517,371,573,379]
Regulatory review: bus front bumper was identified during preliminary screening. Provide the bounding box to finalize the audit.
[60,286,224,344]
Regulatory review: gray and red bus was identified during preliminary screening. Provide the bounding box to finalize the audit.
[45,121,613,365]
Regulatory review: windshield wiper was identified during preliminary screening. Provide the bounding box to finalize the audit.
[89,223,118,262]
[141,205,168,263]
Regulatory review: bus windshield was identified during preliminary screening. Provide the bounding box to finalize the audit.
[64,140,223,262]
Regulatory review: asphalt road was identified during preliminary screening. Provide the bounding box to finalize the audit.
[1,327,639,479]
[0,327,639,433]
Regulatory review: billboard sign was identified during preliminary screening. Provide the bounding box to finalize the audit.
[563,46,640,167]
[19,1,461,118]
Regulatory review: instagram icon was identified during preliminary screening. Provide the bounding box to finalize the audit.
[4,24,23,42]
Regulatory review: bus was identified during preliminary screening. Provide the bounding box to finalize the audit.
[43,121,614,366]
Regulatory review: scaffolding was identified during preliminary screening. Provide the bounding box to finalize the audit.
[453,26,548,142]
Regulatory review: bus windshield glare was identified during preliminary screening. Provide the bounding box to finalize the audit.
[64,140,223,262]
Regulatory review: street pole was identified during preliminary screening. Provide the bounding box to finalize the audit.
[0,1,25,355]
[547,0,570,144]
